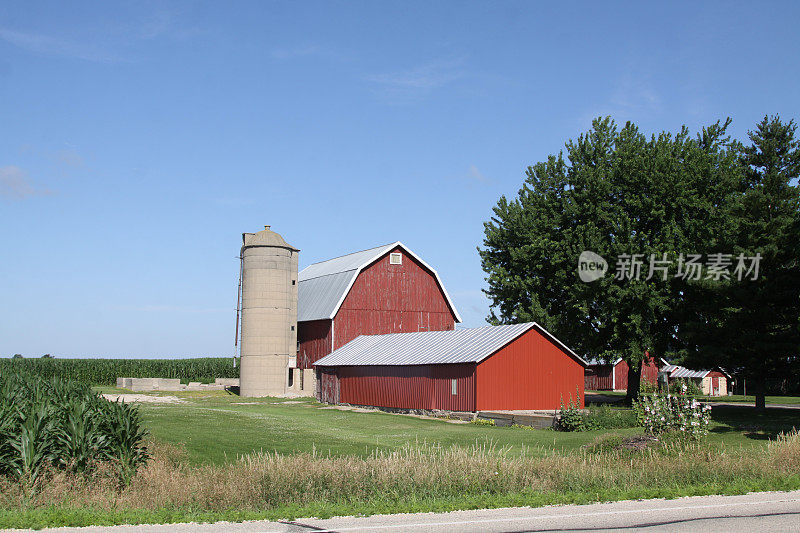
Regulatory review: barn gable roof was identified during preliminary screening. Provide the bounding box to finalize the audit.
[313,322,587,367]
[297,242,462,323]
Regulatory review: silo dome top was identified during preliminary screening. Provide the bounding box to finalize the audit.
[242,226,299,251]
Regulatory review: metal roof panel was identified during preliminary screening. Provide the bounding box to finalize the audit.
[314,322,586,367]
[299,244,396,281]
[297,271,357,322]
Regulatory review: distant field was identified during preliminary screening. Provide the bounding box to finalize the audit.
[0,357,237,386]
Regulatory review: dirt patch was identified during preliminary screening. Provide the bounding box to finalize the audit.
[103,393,187,404]
[619,435,659,450]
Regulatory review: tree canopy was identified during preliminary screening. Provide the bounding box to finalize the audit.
[479,116,785,403]
[679,116,800,407]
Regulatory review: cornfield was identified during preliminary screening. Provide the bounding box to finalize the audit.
[0,369,149,484]
[0,357,238,386]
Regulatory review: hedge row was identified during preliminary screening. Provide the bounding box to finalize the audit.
[0,358,238,386]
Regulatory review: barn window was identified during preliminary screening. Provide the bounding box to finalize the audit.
[288,369,294,387]
[390,252,402,265]
[451,379,458,395]
[291,325,295,331]
[292,280,296,285]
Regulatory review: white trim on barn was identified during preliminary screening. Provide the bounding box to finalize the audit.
[298,242,462,323]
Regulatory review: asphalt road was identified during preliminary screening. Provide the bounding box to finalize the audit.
[6,491,800,533]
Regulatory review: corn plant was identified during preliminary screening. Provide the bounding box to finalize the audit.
[0,356,237,386]
[0,368,149,485]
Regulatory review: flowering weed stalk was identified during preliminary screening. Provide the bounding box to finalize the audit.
[634,392,711,439]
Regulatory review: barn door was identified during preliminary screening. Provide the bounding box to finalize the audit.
[318,369,340,404]
[712,376,719,396]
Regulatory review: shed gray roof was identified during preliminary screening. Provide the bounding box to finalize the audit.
[585,357,623,366]
[297,242,461,323]
[314,322,587,367]
[662,364,709,379]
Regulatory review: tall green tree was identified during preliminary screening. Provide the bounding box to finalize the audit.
[682,116,800,408]
[480,117,740,403]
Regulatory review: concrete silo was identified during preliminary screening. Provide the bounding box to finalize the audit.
[239,226,299,397]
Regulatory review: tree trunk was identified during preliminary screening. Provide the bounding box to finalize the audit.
[754,377,766,410]
[624,363,641,406]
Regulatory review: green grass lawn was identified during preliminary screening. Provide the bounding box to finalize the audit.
[700,394,800,405]
[137,392,641,464]
[586,389,800,405]
[111,389,800,464]
[2,389,797,530]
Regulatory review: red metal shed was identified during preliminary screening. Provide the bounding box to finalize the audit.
[584,355,662,391]
[314,322,586,412]
[297,242,460,369]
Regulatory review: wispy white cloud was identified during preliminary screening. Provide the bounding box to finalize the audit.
[466,164,490,184]
[365,57,466,93]
[138,9,202,41]
[269,44,348,63]
[0,27,121,63]
[140,10,172,40]
[0,166,54,199]
[54,148,84,169]
[581,72,663,125]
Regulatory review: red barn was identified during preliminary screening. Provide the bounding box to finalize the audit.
[297,242,461,369]
[314,322,587,412]
[584,355,662,391]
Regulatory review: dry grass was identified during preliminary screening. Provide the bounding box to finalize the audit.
[2,431,799,515]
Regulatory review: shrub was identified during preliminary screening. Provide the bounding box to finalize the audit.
[559,390,638,432]
[634,392,711,439]
[668,378,702,397]
[639,380,658,394]
[583,404,638,430]
[470,418,496,426]
[557,391,584,431]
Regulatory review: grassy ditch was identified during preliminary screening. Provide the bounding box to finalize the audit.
[1,431,799,529]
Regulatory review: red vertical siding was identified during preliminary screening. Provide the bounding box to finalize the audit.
[584,365,614,390]
[334,364,475,411]
[476,327,584,410]
[614,360,629,391]
[641,356,660,385]
[585,356,660,391]
[333,247,456,350]
[297,319,332,369]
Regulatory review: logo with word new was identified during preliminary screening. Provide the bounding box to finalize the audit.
[578,251,608,282]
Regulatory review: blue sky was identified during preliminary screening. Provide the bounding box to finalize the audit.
[1,1,798,357]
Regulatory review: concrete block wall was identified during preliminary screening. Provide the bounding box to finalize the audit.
[286,368,316,397]
[118,377,240,392]
[128,378,181,392]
